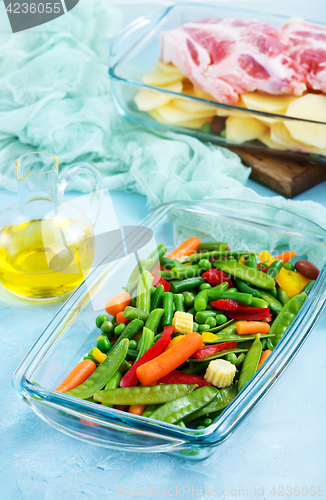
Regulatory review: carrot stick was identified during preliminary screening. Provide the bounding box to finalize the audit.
[257,350,272,371]
[55,359,96,393]
[236,321,270,335]
[105,292,131,316]
[116,311,129,324]
[129,404,146,415]
[136,331,203,386]
[274,251,296,263]
[167,237,201,259]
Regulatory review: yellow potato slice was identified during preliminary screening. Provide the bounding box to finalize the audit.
[260,133,288,150]
[271,122,326,154]
[193,87,217,101]
[156,103,217,123]
[134,81,183,111]
[172,98,216,114]
[285,94,326,149]
[157,60,184,76]
[142,62,184,86]
[226,116,268,143]
[149,109,210,129]
[242,92,297,112]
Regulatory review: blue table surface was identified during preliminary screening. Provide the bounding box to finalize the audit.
[1,176,325,500]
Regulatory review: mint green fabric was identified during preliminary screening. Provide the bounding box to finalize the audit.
[0,0,249,206]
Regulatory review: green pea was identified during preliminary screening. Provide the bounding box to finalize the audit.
[97,337,111,353]
[197,426,206,430]
[96,334,108,343]
[225,353,237,365]
[96,314,109,328]
[101,320,114,334]
[199,324,210,332]
[199,283,211,291]
[193,322,199,332]
[203,418,212,427]
[114,323,126,336]
[284,262,294,271]
[183,291,195,309]
[129,340,138,350]
[215,314,228,325]
[205,317,216,328]
[198,259,211,271]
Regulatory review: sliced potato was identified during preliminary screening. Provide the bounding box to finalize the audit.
[142,62,184,86]
[259,133,288,150]
[226,116,268,143]
[149,109,210,129]
[193,87,216,101]
[172,97,216,114]
[156,103,217,123]
[242,92,297,113]
[271,122,326,154]
[134,81,183,111]
[285,94,326,149]
[157,60,184,76]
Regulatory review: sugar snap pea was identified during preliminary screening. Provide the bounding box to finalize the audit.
[184,384,238,422]
[94,384,197,406]
[257,291,283,315]
[126,349,139,361]
[160,257,183,270]
[123,306,150,322]
[270,292,307,347]
[150,386,218,424]
[238,335,262,393]
[214,260,275,290]
[65,339,129,399]
[162,292,174,326]
[234,278,260,297]
[150,285,164,311]
[142,404,163,418]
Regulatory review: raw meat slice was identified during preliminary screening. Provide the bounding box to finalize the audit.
[283,19,326,93]
[160,18,306,105]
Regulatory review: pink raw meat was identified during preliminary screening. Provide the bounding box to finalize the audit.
[283,19,326,93]
[160,18,306,105]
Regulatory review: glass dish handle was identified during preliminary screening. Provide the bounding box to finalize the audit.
[58,162,103,227]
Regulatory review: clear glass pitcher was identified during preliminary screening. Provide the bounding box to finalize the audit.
[0,152,103,300]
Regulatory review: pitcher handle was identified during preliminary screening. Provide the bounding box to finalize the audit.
[58,162,103,227]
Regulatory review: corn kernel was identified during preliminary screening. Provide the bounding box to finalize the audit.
[204,359,236,388]
[172,311,193,335]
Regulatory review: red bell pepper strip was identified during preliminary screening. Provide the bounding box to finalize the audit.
[202,269,233,288]
[151,272,171,292]
[211,299,271,320]
[157,370,212,387]
[119,326,174,387]
[192,341,238,359]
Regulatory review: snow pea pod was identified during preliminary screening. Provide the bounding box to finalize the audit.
[238,335,262,393]
[150,386,218,424]
[234,278,260,297]
[270,292,307,347]
[214,261,275,290]
[184,384,238,422]
[257,291,283,315]
[93,383,197,406]
[65,339,129,400]
[202,332,274,344]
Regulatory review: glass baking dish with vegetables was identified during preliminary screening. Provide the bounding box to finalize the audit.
[109,4,326,161]
[13,200,326,460]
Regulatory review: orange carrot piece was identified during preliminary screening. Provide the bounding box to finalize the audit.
[136,331,203,386]
[129,404,147,416]
[167,237,201,259]
[274,251,296,263]
[116,311,129,324]
[236,321,270,335]
[257,350,272,371]
[105,292,131,316]
[55,359,97,393]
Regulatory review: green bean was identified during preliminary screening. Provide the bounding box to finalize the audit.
[150,285,164,311]
[118,359,132,375]
[266,337,274,351]
[160,257,183,270]
[158,270,174,280]
[66,339,129,399]
[123,306,150,322]
[147,244,167,266]
[94,384,197,406]
[145,308,164,332]
[150,386,218,424]
[136,327,154,361]
[183,291,195,309]
[171,265,201,280]
[266,259,284,279]
[269,288,279,299]
[169,277,206,293]
[196,242,228,252]
[101,372,123,406]
[154,333,162,343]
[302,280,315,295]
[126,349,139,361]
[110,319,144,352]
[187,307,196,317]
[214,260,275,290]
[173,294,185,312]
[278,287,290,306]
[234,278,260,297]
[162,292,174,327]
[238,335,262,392]
[188,348,249,363]
[199,283,211,291]
[194,288,209,312]
[184,384,237,422]
[270,292,307,347]
[208,290,253,305]
[183,250,254,263]
[182,361,210,375]
[195,311,216,323]
[136,270,154,313]
[245,254,258,269]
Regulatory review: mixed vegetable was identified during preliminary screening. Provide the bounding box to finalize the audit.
[55,237,319,429]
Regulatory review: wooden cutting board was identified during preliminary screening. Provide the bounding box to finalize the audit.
[229,147,326,198]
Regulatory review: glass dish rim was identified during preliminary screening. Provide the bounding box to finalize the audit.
[108,2,326,127]
[12,199,326,447]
